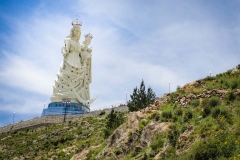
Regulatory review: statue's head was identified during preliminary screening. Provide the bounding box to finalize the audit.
[68,18,82,41]
[69,25,81,41]
[83,33,93,46]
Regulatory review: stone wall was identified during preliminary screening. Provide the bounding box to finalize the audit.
[176,89,240,107]
[0,106,128,134]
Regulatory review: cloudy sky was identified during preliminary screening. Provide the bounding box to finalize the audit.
[0,0,240,126]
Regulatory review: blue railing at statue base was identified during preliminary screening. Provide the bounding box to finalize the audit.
[41,102,90,116]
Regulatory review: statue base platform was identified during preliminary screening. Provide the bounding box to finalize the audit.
[41,102,90,116]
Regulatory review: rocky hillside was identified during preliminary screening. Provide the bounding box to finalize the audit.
[0,65,240,160]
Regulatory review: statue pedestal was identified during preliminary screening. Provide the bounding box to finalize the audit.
[41,102,90,116]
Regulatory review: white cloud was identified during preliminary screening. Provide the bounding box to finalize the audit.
[0,52,53,94]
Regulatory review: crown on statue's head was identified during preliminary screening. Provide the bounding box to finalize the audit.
[85,33,93,39]
[72,18,82,26]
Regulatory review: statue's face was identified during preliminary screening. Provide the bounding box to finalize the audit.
[73,27,81,37]
[85,37,91,45]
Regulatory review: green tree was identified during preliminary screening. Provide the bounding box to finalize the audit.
[128,80,156,112]
[104,109,125,138]
[106,109,116,129]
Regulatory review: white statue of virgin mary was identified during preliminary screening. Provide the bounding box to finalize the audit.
[50,19,95,107]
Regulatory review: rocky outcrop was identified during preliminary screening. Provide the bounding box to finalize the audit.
[140,122,169,147]
[71,150,89,160]
[235,89,240,96]
[71,145,101,160]
[96,102,170,160]
[176,89,228,107]
[231,64,240,74]
[126,111,146,129]
[182,81,203,91]
[154,125,195,159]
[178,125,194,143]
[176,125,195,156]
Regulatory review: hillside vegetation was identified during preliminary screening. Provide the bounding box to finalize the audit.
[0,65,240,160]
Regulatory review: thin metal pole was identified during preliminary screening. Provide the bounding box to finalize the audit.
[13,112,15,125]
[126,91,127,105]
[169,82,170,94]
[64,102,66,122]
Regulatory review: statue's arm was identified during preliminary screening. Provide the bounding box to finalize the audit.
[62,38,70,57]
[82,51,91,67]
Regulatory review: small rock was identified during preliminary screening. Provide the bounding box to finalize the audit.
[135,146,143,152]
[80,121,90,126]
[105,152,116,159]
[33,140,38,144]
[179,135,188,142]
[155,100,160,107]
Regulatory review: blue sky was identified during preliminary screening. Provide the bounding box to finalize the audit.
[0,0,240,126]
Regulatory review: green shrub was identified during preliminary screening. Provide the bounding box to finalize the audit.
[129,150,137,157]
[193,140,219,160]
[162,111,172,119]
[217,107,232,125]
[235,104,240,116]
[172,115,179,122]
[176,86,185,95]
[201,97,220,118]
[223,81,230,89]
[226,69,232,75]
[183,109,193,122]
[202,106,211,118]
[189,99,200,107]
[195,117,218,134]
[201,98,209,107]
[230,80,238,89]
[150,112,161,121]
[211,107,221,118]
[169,93,179,101]
[161,145,176,159]
[99,111,106,116]
[204,76,215,81]
[174,108,183,116]
[150,133,166,151]
[209,96,220,107]
[103,128,111,138]
[161,110,172,122]
[139,119,150,130]
[235,108,240,116]
[225,91,236,102]
[58,151,65,157]
[189,130,238,160]
[167,124,181,147]
[85,144,105,160]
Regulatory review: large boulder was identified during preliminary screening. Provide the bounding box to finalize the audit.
[182,81,201,91]
[140,122,170,147]
[231,64,240,74]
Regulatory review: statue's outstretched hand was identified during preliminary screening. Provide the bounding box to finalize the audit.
[61,47,68,57]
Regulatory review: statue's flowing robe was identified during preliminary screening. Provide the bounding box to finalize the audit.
[50,38,92,105]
